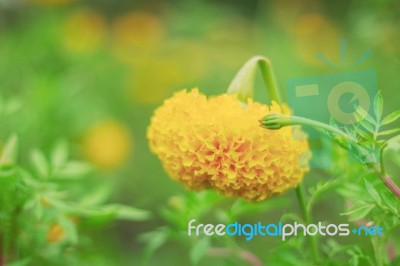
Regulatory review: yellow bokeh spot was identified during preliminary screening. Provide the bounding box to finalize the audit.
[62,9,105,54]
[83,120,132,170]
[124,56,183,104]
[292,14,340,66]
[112,11,165,61]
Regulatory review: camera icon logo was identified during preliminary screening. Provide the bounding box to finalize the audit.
[286,69,378,168]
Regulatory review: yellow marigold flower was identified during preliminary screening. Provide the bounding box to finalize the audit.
[147,89,310,201]
[83,120,131,170]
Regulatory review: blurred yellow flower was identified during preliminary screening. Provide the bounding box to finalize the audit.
[61,10,105,54]
[291,13,339,65]
[112,11,165,62]
[147,89,309,201]
[83,120,131,170]
[124,56,183,104]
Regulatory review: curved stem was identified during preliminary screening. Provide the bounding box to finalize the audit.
[257,57,281,104]
[295,186,320,263]
[227,55,281,104]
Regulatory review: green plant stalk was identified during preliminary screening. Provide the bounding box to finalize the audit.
[257,58,320,263]
[257,58,281,103]
[295,185,320,263]
[229,56,321,262]
[261,113,400,199]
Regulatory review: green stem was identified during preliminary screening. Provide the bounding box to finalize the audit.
[257,57,281,104]
[227,55,282,104]
[261,114,357,143]
[295,186,320,264]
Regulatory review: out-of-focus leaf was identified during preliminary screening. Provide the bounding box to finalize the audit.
[381,110,400,125]
[104,204,151,221]
[364,179,381,206]
[341,202,375,221]
[373,91,383,122]
[53,161,91,179]
[0,134,18,165]
[378,128,400,137]
[51,140,69,168]
[78,204,151,222]
[79,183,112,207]
[30,149,49,179]
[59,215,78,244]
[0,164,17,187]
[140,228,169,265]
[190,238,210,265]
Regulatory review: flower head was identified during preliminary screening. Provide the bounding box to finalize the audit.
[147,89,309,201]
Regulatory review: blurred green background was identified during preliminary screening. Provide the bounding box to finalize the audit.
[0,0,399,265]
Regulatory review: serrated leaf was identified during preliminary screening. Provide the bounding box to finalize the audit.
[364,179,382,206]
[341,202,375,221]
[378,128,400,137]
[190,238,210,265]
[0,134,18,165]
[381,110,400,125]
[373,91,383,122]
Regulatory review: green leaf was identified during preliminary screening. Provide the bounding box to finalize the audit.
[190,238,210,265]
[381,191,399,216]
[79,183,112,207]
[378,128,400,137]
[0,134,18,165]
[373,91,383,121]
[140,228,169,264]
[106,204,151,221]
[227,56,280,103]
[355,105,376,125]
[341,202,375,221]
[30,149,49,179]
[51,140,69,168]
[354,112,375,133]
[364,179,382,206]
[80,204,151,222]
[381,110,400,125]
[59,215,79,244]
[53,161,91,179]
[0,165,17,187]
